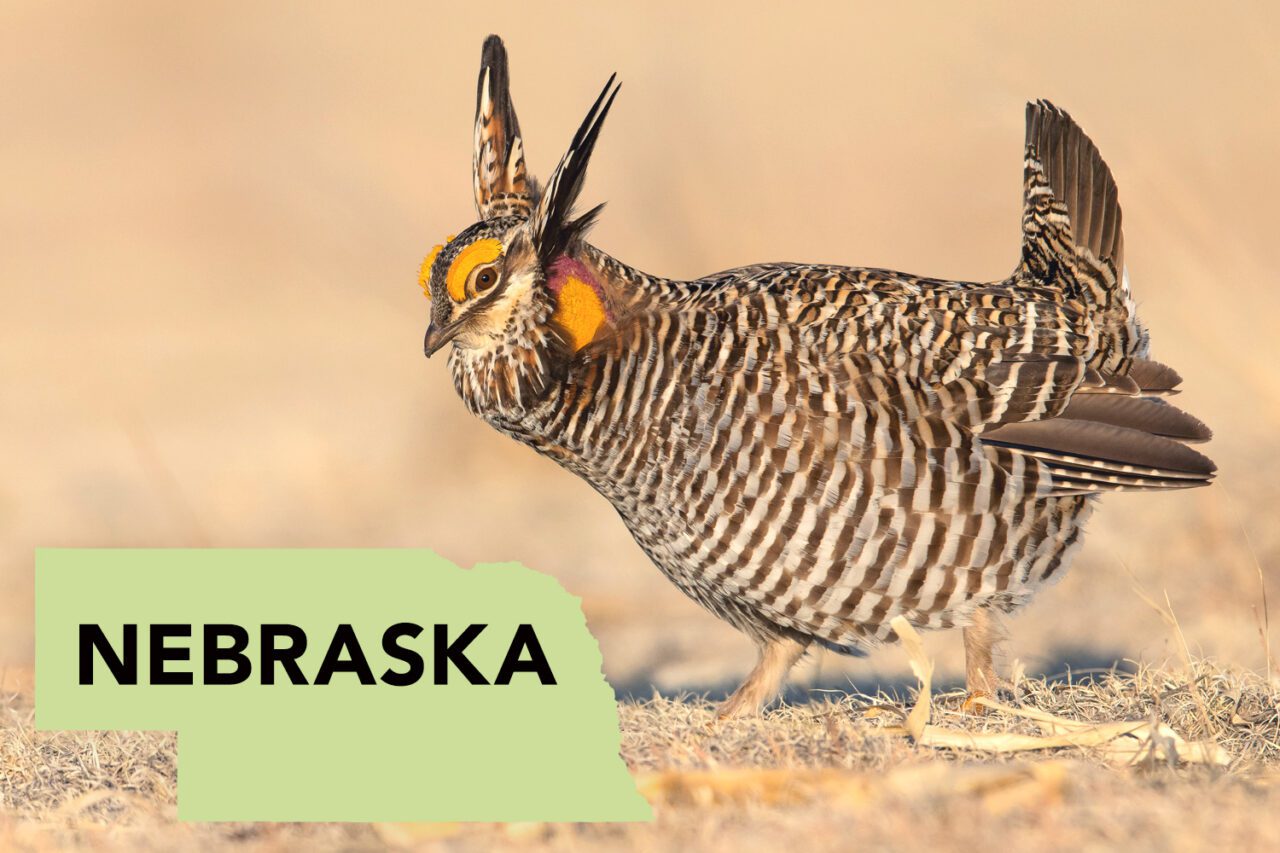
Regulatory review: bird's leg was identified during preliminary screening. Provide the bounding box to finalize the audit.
[962,606,1007,714]
[716,634,810,719]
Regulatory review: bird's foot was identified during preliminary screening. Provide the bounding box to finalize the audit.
[715,689,759,720]
[962,689,995,716]
[961,682,1015,716]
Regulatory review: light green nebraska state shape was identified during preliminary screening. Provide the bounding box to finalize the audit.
[35,549,651,822]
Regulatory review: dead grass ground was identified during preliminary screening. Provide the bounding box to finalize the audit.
[2,657,1278,851]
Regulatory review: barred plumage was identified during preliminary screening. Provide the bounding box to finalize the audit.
[420,37,1215,715]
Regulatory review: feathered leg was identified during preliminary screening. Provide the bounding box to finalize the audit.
[963,607,1007,712]
[716,635,809,718]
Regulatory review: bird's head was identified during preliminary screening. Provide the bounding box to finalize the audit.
[421,35,619,359]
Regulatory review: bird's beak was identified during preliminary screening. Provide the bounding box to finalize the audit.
[423,317,466,358]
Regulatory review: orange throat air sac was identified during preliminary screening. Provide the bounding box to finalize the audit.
[547,257,610,352]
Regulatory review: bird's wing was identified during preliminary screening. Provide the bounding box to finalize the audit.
[664,269,1213,496]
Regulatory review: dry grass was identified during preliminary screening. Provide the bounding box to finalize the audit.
[2,658,1279,851]
[624,660,1280,773]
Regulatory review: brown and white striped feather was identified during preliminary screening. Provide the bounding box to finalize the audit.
[446,97,1214,654]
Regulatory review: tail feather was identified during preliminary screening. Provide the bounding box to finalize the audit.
[1021,100,1125,283]
[1019,101,1143,370]
[1126,358,1183,394]
[1060,395,1211,443]
[981,359,1216,495]
[984,418,1215,479]
[981,102,1215,496]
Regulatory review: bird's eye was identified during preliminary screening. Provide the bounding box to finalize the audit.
[473,266,498,294]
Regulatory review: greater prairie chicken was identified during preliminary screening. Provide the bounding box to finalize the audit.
[420,36,1215,716]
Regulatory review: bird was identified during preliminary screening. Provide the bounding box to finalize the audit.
[419,35,1215,717]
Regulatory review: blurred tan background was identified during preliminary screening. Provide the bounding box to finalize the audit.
[3,2,1277,695]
